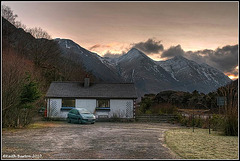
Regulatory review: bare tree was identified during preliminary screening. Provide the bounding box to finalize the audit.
[217,81,238,135]
[26,27,51,39]
[14,20,27,30]
[2,45,34,127]
[24,27,62,67]
[217,81,238,114]
[2,5,18,25]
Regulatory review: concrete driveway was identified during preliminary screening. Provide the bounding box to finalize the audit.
[2,121,181,159]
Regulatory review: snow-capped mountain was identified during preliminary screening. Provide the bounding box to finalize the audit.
[115,48,185,96]
[55,38,232,97]
[155,55,231,93]
[54,38,123,83]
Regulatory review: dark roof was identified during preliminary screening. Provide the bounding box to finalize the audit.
[45,82,137,99]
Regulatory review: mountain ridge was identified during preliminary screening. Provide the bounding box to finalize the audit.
[54,38,124,83]
[54,38,232,98]
[3,16,231,100]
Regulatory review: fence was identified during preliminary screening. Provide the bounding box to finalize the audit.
[135,114,177,122]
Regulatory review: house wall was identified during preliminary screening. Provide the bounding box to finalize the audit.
[47,98,64,118]
[47,98,134,119]
[47,98,73,119]
[109,99,133,118]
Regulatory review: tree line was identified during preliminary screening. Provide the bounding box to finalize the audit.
[139,79,238,136]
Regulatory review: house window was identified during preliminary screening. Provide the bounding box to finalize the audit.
[97,99,110,107]
[96,99,110,111]
[61,98,75,111]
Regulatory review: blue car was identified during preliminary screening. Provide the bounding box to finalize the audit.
[67,108,96,124]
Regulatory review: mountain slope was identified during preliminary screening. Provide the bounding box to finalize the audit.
[115,48,185,96]
[155,55,232,93]
[54,38,123,83]
[53,38,232,97]
[2,17,92,82]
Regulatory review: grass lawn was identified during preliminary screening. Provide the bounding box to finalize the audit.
[165,128,238,159]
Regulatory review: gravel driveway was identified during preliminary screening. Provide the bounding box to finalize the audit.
[2,121,181,159]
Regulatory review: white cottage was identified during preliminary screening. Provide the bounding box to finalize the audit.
[45,78,138,120]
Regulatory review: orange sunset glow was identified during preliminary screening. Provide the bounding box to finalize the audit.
[228,75,238,80]
[227,66,239,80]
[2,1,238,78]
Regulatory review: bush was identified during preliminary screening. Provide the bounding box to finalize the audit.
[176,113,206,128]
[151,103,178,115]
[145,110,152,114]
[139,98,152,113]
[2,72,41,128]
[210,114,225,131]
[210,114,238,136]
[110,112,121,122]
[224,115,238,136]
[176,113,189,126]
[194,117,204,128]
[201,117,210,129]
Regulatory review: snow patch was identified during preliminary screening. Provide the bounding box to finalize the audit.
[152,65,160,73]
[65,41,71,49]
[170,73,179,81]
[132,69,135,82]
[202,69,211,81]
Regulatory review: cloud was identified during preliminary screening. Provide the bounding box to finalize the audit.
[161,45,185,58]
[207,45,238,75]
[131,38,164,55]
[102,50,126,58]
[90,41,238,78]
[88,44,111,50]
[88,44,101,50]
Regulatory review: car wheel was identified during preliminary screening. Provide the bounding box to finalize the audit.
[91,122,94,124]
[67,117,71,123]
[78,119,82,124]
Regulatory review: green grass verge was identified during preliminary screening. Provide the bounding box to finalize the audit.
[26,121,65,129]
[165,128,238,159]
[2,121,65,132]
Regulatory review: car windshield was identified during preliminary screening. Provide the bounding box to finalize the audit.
[78,109,90,114]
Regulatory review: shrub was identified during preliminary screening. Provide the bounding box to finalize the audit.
[201,117,210,129]
[145,110,152,114]
[152,103,178,115]
[210,114,238,136]
[194,117,204,128]
[224,115,238,136]
[110,112,121,122]
[210,114,225,131]
[176,113,189,126]
[139,97,153,113]
[216,79,238,136]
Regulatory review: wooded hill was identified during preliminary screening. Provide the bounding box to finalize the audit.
[139,79,238,114]
[139,80,238,135]
[2,16,94,127]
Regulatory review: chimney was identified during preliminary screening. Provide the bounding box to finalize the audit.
[84,74,90,87]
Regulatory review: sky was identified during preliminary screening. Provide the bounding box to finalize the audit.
[1,1,239,79]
